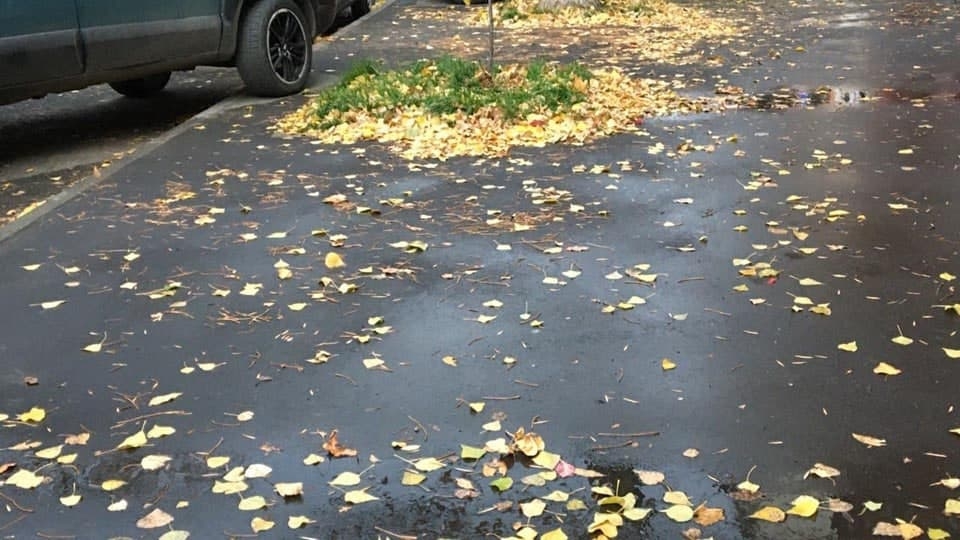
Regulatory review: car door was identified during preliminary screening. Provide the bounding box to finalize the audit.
[78,0,222,72]
[0,0,83,88]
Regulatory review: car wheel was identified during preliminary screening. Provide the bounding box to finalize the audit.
[109,72,172,98]
[351,0,371,19]
[237,0,312,97]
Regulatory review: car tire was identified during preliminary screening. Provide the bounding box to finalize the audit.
[237,0,313,97]
[351,0,371,19]
[109,72,172,98]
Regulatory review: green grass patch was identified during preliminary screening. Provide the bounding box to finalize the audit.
[310,57,592,129]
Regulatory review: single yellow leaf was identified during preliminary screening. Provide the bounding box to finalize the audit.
[288,302,308,311]
[945,498,960,515]
[864,500,883,511]
[238,495,267,511]
[330,471,362,487]
[929,528,952,540]
[891,335,914,346]
[873,362,901,376]
[101,479,127,491]
[521,498,546,518]
[664,491,692,506]
[414,457,445,472]
[490,477,513,492]
[244,463,272,479]
[325,252,345,269]
[540,529,568,540]
[83,342,103,353]
[664,504,694,522]
[275,482,303,497]
[40,300,66,310]
[288,515,315,529]
[206,456,230,468]
[147,425,175,439]
[797,278,822,286]
[624,507,653,521]
[148,392,182,407]
[107,499,128,512]
[158,531,191,540]
[35,445,63,459]
[17,407,46,423]
[749,506,786,522]
[6,468,44,489]
[250,516,274,532]
[460,445,486,460]
[141,455,172,471]
[944,348,960,359]
[543,490,569,502]
[804,463,840,479]
[57,453,77,464]
[211,480,248,494]
[661,358,677,371]
[786,495,819,517]
[303,453,325,465]
[60,492,82,507]
[117,430,148,450]
[442,355,458,367]
[136,508,174,529]
[941,273,957,282]
[837,341,858,352]
[402,471,426,485]
[344,488,378,504]
[532,450,561,470]
[476,314,497,324]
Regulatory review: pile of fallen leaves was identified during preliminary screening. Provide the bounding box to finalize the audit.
[277,62,718,160]
[464,0,738,64]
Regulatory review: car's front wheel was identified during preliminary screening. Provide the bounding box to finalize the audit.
[109,72,172,98]
[237,0,313,97]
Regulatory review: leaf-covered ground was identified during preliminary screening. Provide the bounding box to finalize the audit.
[2,0,960,539]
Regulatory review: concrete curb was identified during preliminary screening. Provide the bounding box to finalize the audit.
[0,0,400,245]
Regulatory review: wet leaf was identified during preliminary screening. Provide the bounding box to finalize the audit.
[944,348,960,359]
[826,498,854,513]
[891,335,914,346]
[749,506,785,522]
[567,499,588,511]
[541,529,568,540]
[852,433,887,447]
[17,406,46,423]
[874,362,901,376]
[250,517,274,532]
[288,515,315,529]
[64,432,90,445]
[158,531,190,540]
[325,252,346,269]
[837,341,858,352]
[415,457,446,472]
[693,505,725,526]
[147,425,175,439]
[107,499,128,512]
[323,430,358,458]
[662,358,677,371]
[490,477,513,492]
[101,479,126,491]
[344,488,379,504]
[929,528,951,540]
[206,456,230,468]
[804,463,840,480]
[244,464,272,479]
[664,491,692,506]
[5,468,44,489]
[521,498,546,518]
[211,480,248,494]
[624,507,653,521]
[787,495,819,517]
[402,471,426,485]
[330,471,362,487]
[141,454,172,471]
[136,508,174,529]
[945,498,960,515]
[238,495,267,511]
[60,492,82,507]
[665,505,695,522]
[461,445,486,460]
[117,430,148,450]
[635,469,665,485]
[864,500,883,511]
[148,392,182,407]
[532,450,560,469]
[39,300,66,310]
[35,445,63,459]
[275,482,303,497]
[798,278,822,286]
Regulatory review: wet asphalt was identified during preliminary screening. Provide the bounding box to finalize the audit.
[2,1,960,539]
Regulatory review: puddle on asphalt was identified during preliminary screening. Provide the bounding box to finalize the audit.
[724,83,959,111]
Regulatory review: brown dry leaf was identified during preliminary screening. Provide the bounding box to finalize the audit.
[511,427,545,457]
[323,429,357,458]
[749,506,785,522]
[136,508,174,529]
[826,498,854,513]
[0,462,14,475]
[693,505,725,526]
[64,433,90,446]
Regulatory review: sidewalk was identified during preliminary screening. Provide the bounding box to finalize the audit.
[2,1,960,538]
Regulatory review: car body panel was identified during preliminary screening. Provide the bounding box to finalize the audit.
[0,0,83,87]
